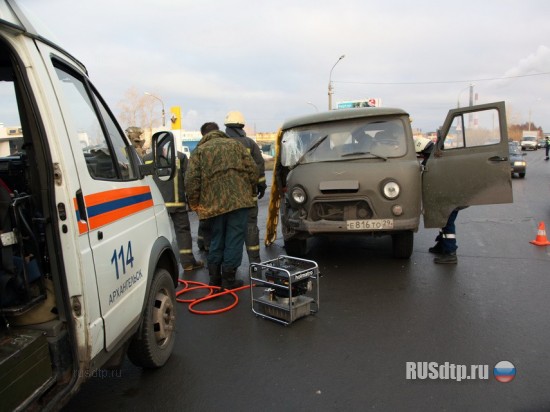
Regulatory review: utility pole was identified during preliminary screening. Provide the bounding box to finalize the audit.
[144,92,166,128]
[328,55,345,110]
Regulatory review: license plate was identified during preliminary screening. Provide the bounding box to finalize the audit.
[346,219,394,230]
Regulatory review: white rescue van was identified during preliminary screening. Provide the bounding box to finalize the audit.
[0,1,182,410]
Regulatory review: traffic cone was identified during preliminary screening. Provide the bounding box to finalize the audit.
[530,221,550,246]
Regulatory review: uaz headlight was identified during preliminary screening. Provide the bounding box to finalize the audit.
[291,186,307,204]
[382,181,400,199]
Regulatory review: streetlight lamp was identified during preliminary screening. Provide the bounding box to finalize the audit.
[328,54,345,110]
[144,92,166,127]
[306,101,319,112]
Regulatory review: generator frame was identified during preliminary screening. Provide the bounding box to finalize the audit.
[249,255,319,325]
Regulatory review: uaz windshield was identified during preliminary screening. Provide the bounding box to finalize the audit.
[280,118,407,167]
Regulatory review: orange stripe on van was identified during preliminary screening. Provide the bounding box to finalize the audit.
[74,186,154,235]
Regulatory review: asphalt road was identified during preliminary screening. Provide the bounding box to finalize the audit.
[65,149,550,411]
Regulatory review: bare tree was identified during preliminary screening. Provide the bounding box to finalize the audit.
[117,87,146,127]
[117,87,162,150]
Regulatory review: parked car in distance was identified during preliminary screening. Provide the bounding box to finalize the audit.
[509,142,527,178]
[537,138,546,148]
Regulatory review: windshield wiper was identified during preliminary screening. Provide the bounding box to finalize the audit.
[289,134,329,170]
[341,151,387,160]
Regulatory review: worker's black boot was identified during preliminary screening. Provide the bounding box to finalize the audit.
[428,242,445,254]
[221,267,243,289]
[247,252,261,264]
[433,252,458,264]
[208,264,222,287]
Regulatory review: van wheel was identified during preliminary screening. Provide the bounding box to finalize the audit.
[284,237,308,256]
[519,173,526,178]
[392,231,414,259]
[127,268,176,369]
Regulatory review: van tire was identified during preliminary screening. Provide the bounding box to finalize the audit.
[392,231,414,259]
[284,237,308,256]
[127,268,176,369]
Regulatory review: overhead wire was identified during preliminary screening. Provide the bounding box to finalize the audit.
[333,71,550,86]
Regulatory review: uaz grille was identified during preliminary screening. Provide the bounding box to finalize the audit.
[310,200,373,221]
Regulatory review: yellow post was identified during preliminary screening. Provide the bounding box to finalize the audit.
[170,106,182,130]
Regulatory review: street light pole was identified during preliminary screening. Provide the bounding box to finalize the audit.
[144,92,166,127]
[328,54,345,111]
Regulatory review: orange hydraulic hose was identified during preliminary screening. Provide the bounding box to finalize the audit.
[176,279,252,315]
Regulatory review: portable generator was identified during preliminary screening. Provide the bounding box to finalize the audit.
[249,255,319,325]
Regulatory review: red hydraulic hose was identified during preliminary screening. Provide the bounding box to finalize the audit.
[176,279,252,315]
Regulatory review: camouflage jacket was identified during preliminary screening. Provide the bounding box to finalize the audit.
[185,130,259,219]
[225,126,266,190]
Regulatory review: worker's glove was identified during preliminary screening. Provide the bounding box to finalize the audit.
[257,183,267,200]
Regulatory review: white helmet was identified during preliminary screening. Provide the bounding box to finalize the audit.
[224,111,245,126]
[413,136,434,153]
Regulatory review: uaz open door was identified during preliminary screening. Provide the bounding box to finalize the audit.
[422,101,513,228]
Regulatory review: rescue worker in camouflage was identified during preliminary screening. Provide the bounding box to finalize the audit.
[224,111,266,264]
[196,124,215,253]
[126,126,146,158]
[185,123,258,289]
[143,150,203,271]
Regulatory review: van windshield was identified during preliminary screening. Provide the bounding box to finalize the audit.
[280,118,407,167]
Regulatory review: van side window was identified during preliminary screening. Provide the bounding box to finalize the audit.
[95,92,136,180]
[444,109,501,149]
[53,64,136,180]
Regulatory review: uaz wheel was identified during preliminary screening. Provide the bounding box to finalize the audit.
[392,231,414,259]
[284,237,308,256]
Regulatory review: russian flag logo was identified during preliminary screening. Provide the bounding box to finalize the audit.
[493,361,516,383]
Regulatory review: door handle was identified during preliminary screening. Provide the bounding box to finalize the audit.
[488,156,507,162]
[75,189,87,222]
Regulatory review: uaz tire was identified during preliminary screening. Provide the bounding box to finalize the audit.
[392,231,414,259]
[284,237,308,256]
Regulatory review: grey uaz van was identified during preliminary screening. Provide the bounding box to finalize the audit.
[266,102,512,258]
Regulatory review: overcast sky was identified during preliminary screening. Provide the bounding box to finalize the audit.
[16,0,550,134]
